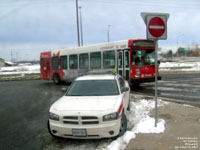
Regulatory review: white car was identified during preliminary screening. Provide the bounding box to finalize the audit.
[48,73,130,139]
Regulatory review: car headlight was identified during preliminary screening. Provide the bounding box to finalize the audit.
[49,112,60,121]
[103,112,118,121]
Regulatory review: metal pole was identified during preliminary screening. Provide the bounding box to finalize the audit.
[79,6,83,46]
[76,0,80,47]
[107,25,110,42]
[155,39,158,127]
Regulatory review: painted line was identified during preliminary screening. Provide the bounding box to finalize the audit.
[149,25,164,29]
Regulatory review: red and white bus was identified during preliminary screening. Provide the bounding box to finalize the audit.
[40,39,161,86]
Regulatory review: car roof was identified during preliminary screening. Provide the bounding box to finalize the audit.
[76,74,117,81]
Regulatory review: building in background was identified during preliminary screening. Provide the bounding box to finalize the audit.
[0,58,5,67]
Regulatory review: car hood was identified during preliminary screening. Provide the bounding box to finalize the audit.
[51,95,119,111]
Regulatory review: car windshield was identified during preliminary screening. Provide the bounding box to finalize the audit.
[66,80,119,96]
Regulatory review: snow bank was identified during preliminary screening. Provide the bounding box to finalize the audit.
[105,99,168,150]
[0,64,40,75]
[134,117,165,134]
[160,62,200,71]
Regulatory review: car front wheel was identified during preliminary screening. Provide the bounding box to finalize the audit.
[118,111,127,136]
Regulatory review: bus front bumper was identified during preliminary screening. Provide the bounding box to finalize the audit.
[130,76,161,84]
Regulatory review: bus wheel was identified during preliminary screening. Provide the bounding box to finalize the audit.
[53,73,60,84]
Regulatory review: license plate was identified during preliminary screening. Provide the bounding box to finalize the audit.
[72,129,87,137]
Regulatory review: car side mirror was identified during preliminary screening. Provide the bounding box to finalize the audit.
[61,87,68,92]
[121,87,129,93]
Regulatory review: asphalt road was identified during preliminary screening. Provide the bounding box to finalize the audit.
[0,72,199,150]
[0,80,64,150]
[132,72,200,104]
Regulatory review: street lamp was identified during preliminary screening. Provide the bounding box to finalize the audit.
[79,6,83,46]
[107,25,111,42]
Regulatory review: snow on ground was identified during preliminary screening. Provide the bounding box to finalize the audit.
[101,99,168,150]
[0,61,200,76]
[159,62,200,71]
[0,64,40,75]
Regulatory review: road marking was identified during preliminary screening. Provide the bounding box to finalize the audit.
[130,93,200,107]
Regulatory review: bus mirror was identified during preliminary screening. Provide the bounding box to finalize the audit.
[61,87,68,92]
[157,60,161,65]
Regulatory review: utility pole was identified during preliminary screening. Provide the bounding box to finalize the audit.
[79,6,83,46]
[76,0,80,46]
[107,24,110,42]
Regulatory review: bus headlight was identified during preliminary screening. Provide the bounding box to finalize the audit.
[135,75,139,78]
[49,112,60,121]
[103,112,118,121]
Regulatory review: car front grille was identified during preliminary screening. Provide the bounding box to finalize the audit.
[63,116,99,125]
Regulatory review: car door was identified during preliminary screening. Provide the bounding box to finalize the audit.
[118,77,129,111]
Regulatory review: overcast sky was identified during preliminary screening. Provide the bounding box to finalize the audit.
[0,0,200,61]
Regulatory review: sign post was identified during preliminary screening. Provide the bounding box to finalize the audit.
[141,12,169,127]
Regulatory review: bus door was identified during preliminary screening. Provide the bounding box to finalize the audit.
[117,50,130,80]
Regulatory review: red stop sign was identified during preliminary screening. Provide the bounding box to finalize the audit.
[148,17,165,38]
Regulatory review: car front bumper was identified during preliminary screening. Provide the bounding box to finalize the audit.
[49,118,121,139]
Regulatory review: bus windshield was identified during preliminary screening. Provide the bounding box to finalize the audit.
[131,49,155,66]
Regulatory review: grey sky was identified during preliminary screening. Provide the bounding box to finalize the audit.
[0,0,200,61]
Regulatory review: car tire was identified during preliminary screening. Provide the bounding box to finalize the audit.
[53,73,60,84]
[47,120,60,139]
[127,97,131,111]
[118,111,127,137]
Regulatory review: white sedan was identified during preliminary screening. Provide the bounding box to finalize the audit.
[48,73,130,139]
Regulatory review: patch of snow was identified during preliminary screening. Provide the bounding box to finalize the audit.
[160,62,200,71]
[105,99,168,150]
[133,117,165,134]
[0,64,40,75]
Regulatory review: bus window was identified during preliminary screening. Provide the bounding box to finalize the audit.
[131,50,146,66]
[146,50,155,66]
[79,53,89,69]
[118,52,122,68]
[69,55,78,69]
[90,52,101,69]
[52,56,59,70]
[125,51,129,68]
[61,56,67,69]
[103,51,115,69]
[41,58,44,68]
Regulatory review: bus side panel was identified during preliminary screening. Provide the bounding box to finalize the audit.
[50,55,66,82]
[40,51,51,80]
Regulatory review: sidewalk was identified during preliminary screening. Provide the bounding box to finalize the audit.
[125,102,200,150]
